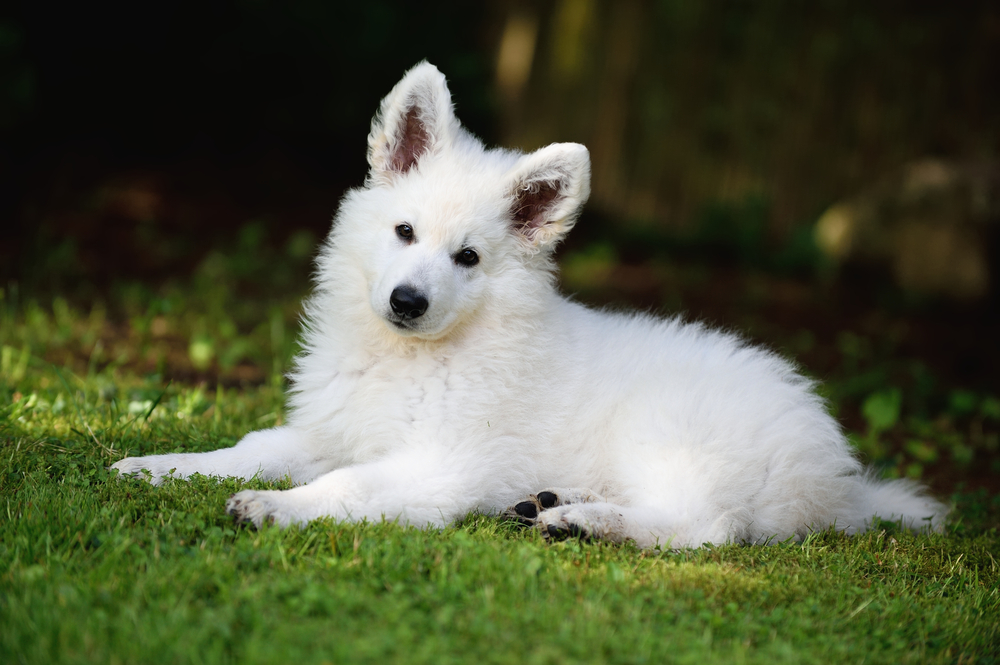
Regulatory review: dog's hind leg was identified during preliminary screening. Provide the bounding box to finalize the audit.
[111,426,333,486]
[536,502,724,548]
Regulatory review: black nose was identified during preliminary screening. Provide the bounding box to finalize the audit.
[389,286,429,320]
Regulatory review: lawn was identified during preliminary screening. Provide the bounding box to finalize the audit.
[2,259,999,663]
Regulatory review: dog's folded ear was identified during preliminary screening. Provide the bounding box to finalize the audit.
[506,143,591,250]
[367,61,459,184]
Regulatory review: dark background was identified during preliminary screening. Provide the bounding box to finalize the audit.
[3,0,999,294]
[1,0,498,288]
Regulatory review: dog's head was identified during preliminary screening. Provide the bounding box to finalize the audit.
[330,62,590,341]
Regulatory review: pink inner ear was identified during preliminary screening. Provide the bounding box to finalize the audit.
[389,105,431,174]
[512,181,560,235]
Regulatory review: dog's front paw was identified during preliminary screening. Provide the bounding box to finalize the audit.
[110,456,181,485]
[226,490,297,529]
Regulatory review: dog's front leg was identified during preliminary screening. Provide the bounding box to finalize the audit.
[225,450,513,529]
[112,426,333,485]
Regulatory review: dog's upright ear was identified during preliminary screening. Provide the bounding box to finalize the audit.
[506,143,591,250]
[367,62,458,184]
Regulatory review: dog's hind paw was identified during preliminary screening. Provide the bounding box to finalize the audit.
[502,487,605,529]
[504,491,557,526]
[503,488,632,542]
[536,504,629,543]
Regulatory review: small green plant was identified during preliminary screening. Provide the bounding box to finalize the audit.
[857,387,901,461]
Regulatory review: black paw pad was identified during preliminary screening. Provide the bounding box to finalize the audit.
[543,522,586,541]
[514,501,538,519]
[537,491,559,509]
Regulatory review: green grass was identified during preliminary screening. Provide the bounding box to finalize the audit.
[2,293,999,664]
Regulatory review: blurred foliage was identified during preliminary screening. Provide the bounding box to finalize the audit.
[508,0,1000,258]
[0,220,314,387]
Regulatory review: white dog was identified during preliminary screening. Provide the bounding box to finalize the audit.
[112,62,947,547]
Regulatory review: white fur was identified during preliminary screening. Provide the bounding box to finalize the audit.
[112,62,947,548]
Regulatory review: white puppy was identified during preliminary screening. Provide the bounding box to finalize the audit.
[113,62,947,547]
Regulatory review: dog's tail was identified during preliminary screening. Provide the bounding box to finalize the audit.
[860,473,949,533]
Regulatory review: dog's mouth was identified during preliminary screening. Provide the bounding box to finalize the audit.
[387,315,418,332]
[385,312,459,341]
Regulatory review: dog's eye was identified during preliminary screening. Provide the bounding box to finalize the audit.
[395,224,414,242]
[455,248,479,267]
